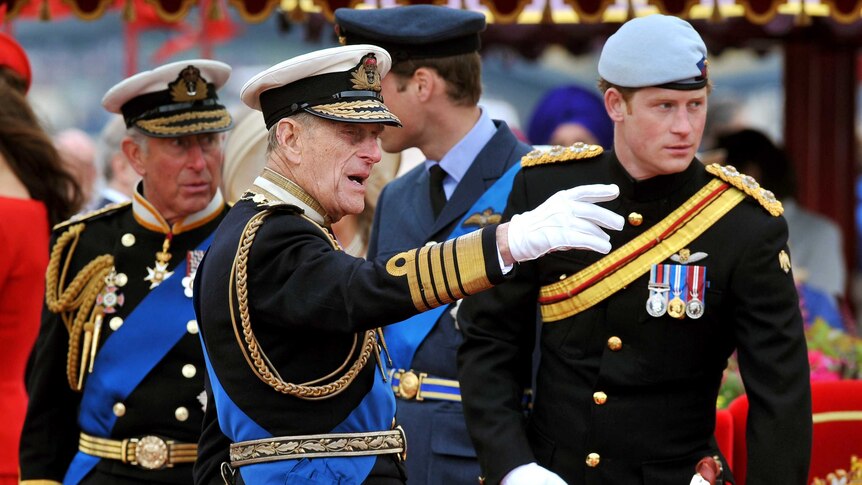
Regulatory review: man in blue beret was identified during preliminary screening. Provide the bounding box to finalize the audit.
[458,14,812,485]
[335,5,533,484]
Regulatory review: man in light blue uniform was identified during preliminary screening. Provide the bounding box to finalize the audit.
[335,6,533,484]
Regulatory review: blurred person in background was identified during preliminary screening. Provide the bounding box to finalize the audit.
[93,115,139,208]
[526,84,613,148]
[0,32,31,94]
[0,35,82,485]
[54,128,98,211]
[714,128,846,303]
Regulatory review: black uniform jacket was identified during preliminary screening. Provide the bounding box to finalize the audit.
[193,189,504,484]
[457,152,812,485]
[20,199,227,484]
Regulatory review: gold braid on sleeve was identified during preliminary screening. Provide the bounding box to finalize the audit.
[229,209,377,400]
[44,223,115,391]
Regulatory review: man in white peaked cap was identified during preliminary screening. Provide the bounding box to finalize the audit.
[192,44,626,484]
[20,59,233,485]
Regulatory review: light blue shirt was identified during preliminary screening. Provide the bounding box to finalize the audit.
[423,108,497,199]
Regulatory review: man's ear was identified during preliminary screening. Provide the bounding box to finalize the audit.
[604,88,626,122]
[121,136,147,177]
[411,67,437,103]
[276,118,303,164]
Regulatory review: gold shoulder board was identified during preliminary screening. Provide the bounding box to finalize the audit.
[53,201,131,231]
[705,163,783,217]
[520,142,604,168]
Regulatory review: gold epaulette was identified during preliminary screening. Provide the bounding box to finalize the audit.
[705,163,783,217]
[52,201,131,231]
[520,142,604,168]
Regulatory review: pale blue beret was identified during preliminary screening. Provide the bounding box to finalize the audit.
[598,14,708,90]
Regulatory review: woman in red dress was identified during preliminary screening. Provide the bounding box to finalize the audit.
[0,41,82,484]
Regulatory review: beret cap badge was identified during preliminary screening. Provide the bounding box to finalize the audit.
[170,65,209,102]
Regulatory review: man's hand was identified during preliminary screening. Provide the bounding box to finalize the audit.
[500,184,624,265]
[501,463,568,485]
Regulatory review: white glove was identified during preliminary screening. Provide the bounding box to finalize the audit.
[502,463,568,485]
[690,474,711,485]
[507,184,624,262]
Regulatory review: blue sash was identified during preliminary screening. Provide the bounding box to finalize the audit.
[64,233,214,485]
[203,315,395,482]
[385,163,521,370]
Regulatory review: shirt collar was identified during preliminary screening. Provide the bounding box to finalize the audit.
[252,168,328,226]
[423,108,497,183]
[132,182,225,234]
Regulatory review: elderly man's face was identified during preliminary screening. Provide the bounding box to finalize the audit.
[129,133,224,223]
[298,119,384,222]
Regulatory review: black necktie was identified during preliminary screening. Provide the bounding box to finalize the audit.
[429,164,447,218]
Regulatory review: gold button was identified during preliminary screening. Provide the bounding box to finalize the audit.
[113,402,126,417]
[121,233,136,247]
[182,364,197,378]
[109,317,124,331]
[398,371,420,400]
[114,272,128,287]
[607,336,622,351]
[593,391,608,405]
[627,212,643,226]
[175,406,189,422]
[586,452,601,467]
[186,320,199,334]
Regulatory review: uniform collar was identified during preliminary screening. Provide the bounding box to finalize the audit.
[132,182,225,234]
[609,152,700,202]
[252,168,328,226]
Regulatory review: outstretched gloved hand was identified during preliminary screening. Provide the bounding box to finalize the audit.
[506,184,624,263]
[501,462,568,485]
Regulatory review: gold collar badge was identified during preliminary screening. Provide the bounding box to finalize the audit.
[779,250,791,273]
[351,54,382,92]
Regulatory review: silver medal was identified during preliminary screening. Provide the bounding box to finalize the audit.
[686,297,704,319]
[646,290,669,317]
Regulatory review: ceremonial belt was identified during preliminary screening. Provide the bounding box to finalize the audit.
[389,369,533,409]
[390,369,461,402]
[538,179,745,322]
[229,428,407,468]
[78,432,197,470]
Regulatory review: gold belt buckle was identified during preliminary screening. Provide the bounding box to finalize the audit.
[397,370,427,400]
[130,435,170,469]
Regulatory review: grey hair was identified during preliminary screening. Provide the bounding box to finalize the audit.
[265,111,321,157]
[126,127,150,156]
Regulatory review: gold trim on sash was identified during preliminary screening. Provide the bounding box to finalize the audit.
[539,179,745,322]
